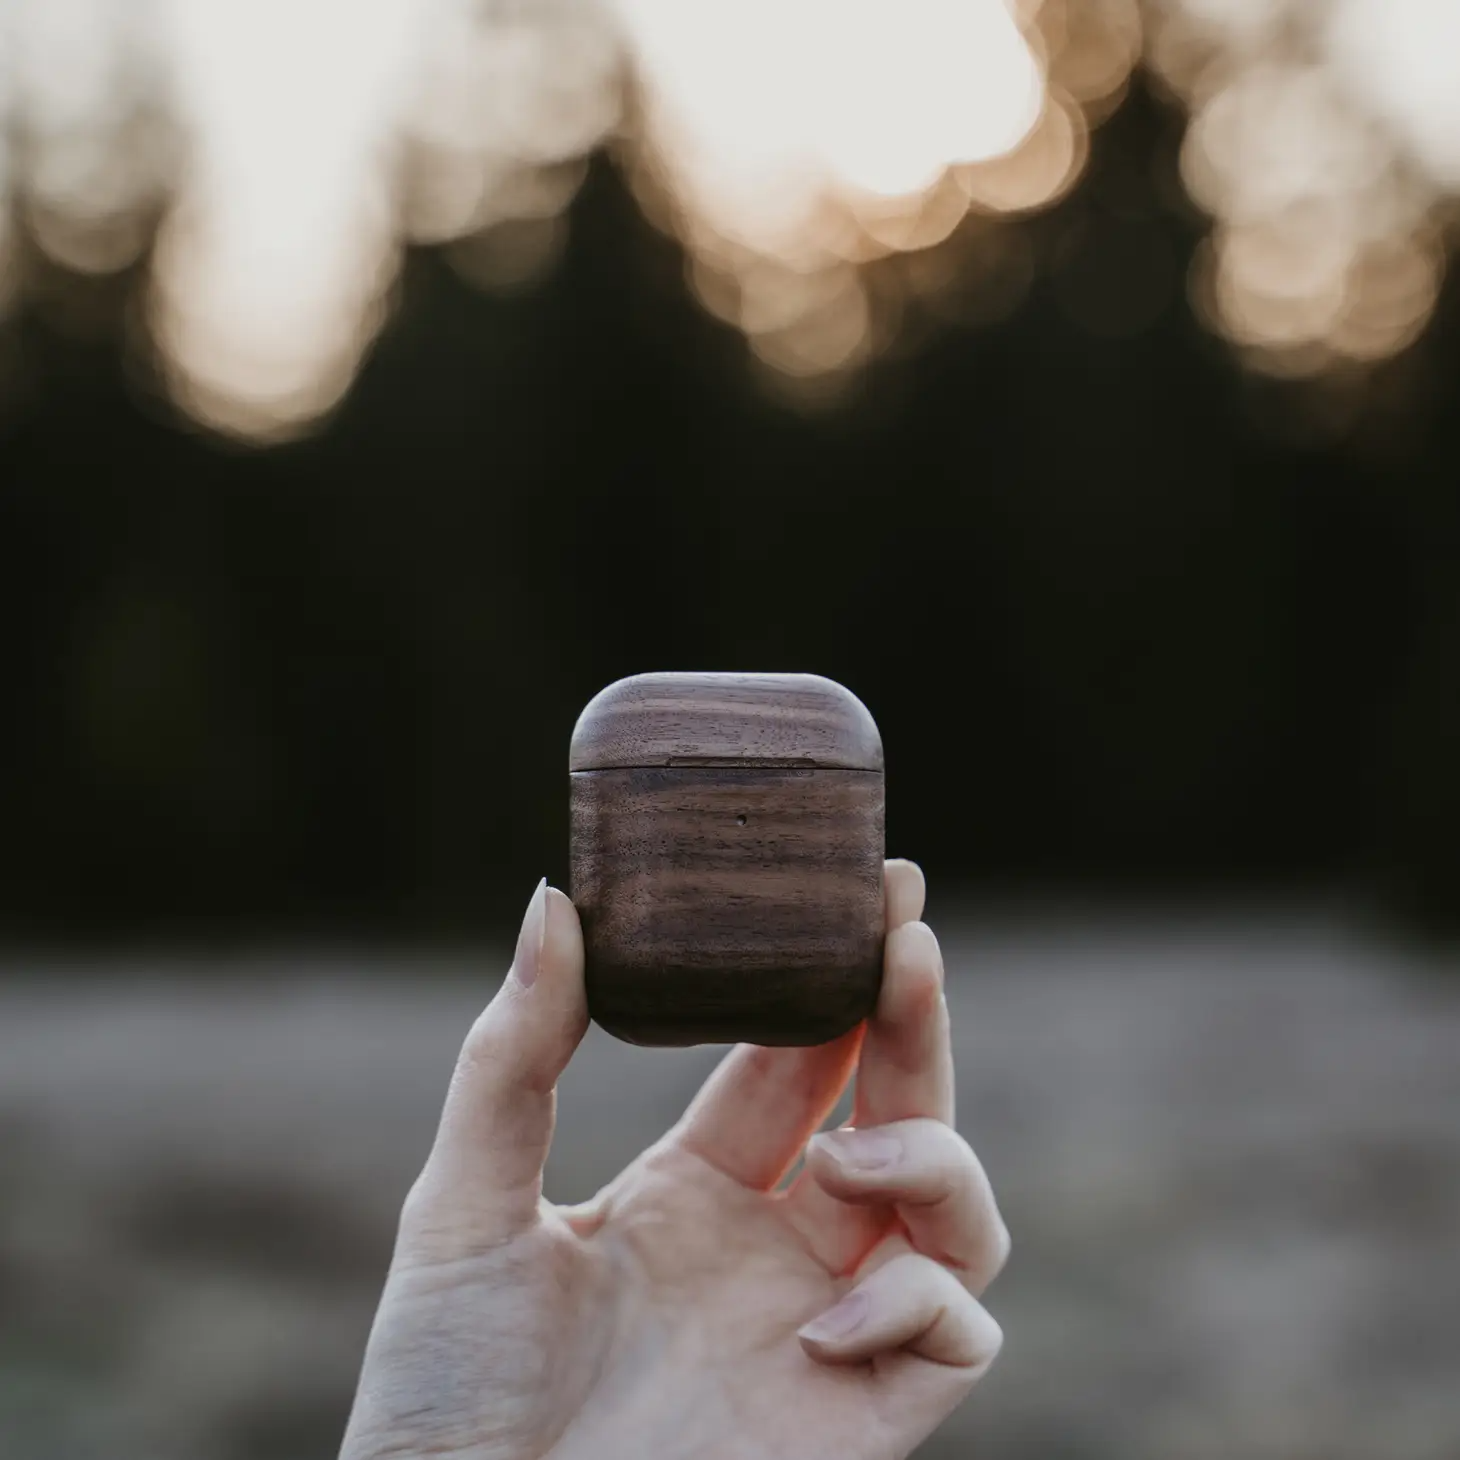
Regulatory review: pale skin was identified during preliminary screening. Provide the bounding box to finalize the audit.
[340,860,1010,1460]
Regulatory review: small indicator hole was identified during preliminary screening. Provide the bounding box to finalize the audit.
[736,814,747,826]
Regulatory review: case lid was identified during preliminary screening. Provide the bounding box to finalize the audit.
[569,672,883,771]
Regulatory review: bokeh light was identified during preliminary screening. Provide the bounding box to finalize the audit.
[618,0,1138,396]
[8,0,173,280]
[3,0,1460,437]
[1149,0,1456,377]
[0,0,620,442]
[148,0,420,440]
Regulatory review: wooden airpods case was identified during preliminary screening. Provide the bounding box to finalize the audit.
[569,672,885,1047]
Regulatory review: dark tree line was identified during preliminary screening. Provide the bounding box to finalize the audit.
[3,85,1458,944]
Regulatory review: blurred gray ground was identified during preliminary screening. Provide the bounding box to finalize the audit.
[2,908,1458,1460]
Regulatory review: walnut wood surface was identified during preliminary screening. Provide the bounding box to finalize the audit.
[570,672,883,772]
[571,766,885,1046]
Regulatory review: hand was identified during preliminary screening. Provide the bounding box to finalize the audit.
[340,860,1009,1460]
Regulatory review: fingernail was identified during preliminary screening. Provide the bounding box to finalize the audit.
[819,1127,903,1171]
[799,1288,869,1343]
[512,879,548,988]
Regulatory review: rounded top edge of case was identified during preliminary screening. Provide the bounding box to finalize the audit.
[568,671,883,772]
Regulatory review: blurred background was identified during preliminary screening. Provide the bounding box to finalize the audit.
[2,0,1458,1456]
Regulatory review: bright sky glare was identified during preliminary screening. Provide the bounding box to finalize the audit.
[0,0,1455,436]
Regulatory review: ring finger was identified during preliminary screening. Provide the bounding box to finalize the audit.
[802,1116,1010,1294]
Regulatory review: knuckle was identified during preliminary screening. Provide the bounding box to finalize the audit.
[933,1120,976,1167]
[877,1248,933,1291]
[395,1167,442,1244]
[898,1116,972,1171]
[919,1122,979,1194]
[975,1312,1005,1366]
[454,1008,524,1097]
[987,1215,1013,1276]
[951,1291,1004,1373]
[459,1004,502,1066]
[884,921,940,984]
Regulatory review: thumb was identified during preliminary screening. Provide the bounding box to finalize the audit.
[407,880,589,1252]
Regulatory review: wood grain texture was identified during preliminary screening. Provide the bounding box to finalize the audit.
[571,766,885,1047]
[569,672,883,772]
